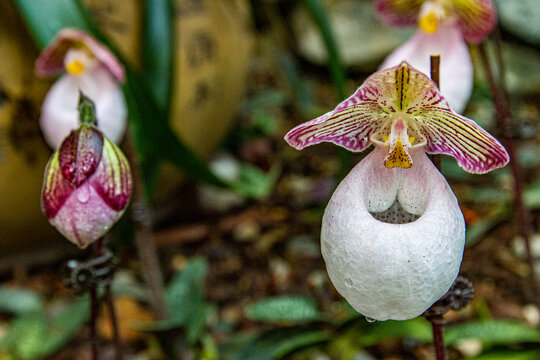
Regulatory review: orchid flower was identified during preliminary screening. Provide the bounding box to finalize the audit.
[35,28,127,149]
[285,62,508,320]
[376,0,496,113]
[42,93,132,249]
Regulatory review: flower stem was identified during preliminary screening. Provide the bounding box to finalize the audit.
[89,237,104,360]
[430,54,440,89]
[427,315,447,360]
[90,285,99,360]
[478,43,540,304]
[105,285,123,360]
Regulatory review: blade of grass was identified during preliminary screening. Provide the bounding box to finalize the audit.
[300,0,346,100]
[300,0,352,176]
[13,0,91,48]
[142,0,173,113]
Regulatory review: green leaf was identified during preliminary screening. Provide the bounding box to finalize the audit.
[231,164,281,199]
[0,287,44,315]
[165,258,208,318]
[142,0,173,112]
[446,320,540,346]
[13,0,91,48]
[0,314,48,360]
[200,334,220,360]
[0,297,89,360]
[42,296,90,356]
[228,326,330,360]
[138,258,210,344]
[358,317,433,347]
[245,296,322,324]
[470,350,540,360]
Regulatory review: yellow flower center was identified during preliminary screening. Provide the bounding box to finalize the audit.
[417,0,449,34]
[384,137,413,169]
[419,12,439,33]
[63,48,95,76]
[65,59,86,75]
[379,116,415,169]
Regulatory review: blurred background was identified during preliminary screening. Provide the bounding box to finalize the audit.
[0,0,540,359]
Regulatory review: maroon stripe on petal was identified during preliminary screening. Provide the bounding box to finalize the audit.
[90,138,132,211]
[58,126,103,187]
[41,152,75,219]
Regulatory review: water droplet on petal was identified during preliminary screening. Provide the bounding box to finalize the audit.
[365,317,376,323]
[76,183,90,203]
[345,278,353,288]
[82,156,95,174]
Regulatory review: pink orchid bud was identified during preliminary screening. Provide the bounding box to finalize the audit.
[41,94,132,248]
[35,28,127,149]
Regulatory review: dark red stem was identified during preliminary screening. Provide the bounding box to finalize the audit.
[105,285,123,360]
[430,54,440,89]
[428,315,447,360]
[90,286,99,360]
[478,43,539,304]
[89,237,104,360]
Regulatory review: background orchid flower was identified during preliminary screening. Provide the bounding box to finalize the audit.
[35,28,127,149]
[285,62,508,320]
[376,0,497,113]
[41,93,132,249]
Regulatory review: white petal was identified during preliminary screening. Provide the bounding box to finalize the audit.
[380,24,473,113]
[321,146,465,320]
[40,66,127,149]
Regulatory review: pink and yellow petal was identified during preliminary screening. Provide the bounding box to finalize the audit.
[285,102,387,152]
[379,24,473,113]
[89,138,132,212]
[41,151,75,219]
[369,62,439,113]
[452,0,496,43]
[415,107,509,173]
[35,28,125,82]
[374,0,424,27]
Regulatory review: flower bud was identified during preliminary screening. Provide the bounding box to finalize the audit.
[41,96,132,248]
